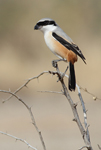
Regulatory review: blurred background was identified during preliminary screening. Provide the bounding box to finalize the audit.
[0,0,101,150]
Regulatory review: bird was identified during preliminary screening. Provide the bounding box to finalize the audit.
[34,18,86,91]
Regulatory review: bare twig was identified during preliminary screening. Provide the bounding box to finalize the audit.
[0,131,37,150]
[65,75,100,101]
[79,146,87,150]
[37,77,92,149]
[0,90,46,150]
[2,70,100,103]
[80,86,101,101]
[77,85,90,142]
[50,62,93,150]
[0,64,95,150]
[98,144,101,150]
[38,90,63,94]
[2,71,50,103]
[78,89,91,148]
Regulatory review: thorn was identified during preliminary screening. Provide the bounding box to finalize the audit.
[15,139,17,142]
[61,89,64,95]
[73,118,77,122]
[29,105,33,109]
[57,78,59,82]
[86,109,88,113]
[2,99,5,103]
[24,84,28,88]
[88,124,90,128]
[78,146,87,150]
[73,103,77,108]
[85,124,90,133]
[93,96,97,101]
[82,130,86,139]
[98,144,101,150]
[49,70,52,74]
[39,130,41,134]
[36,78,39,83]
[32,122,35,126]
[84,88,88,92]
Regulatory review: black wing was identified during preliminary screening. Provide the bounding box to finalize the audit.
[52,32,86,64]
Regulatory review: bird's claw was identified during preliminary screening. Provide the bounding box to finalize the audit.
[52,60,58,68]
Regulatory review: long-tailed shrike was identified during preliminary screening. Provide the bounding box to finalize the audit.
[34,18,86,91]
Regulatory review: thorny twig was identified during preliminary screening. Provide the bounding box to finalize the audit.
[50,62,93,150]
[80,86,101,101]
[0,90,46,150]
[2,71,50,103]
[0,131,37,150]
[2,74,100,103]
[0,63,97,150]
[98,145,101,150]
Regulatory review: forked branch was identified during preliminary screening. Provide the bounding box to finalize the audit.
[0,90,46,150]
[0,131,37,150]
[0,62,94,150]
[50,62,93,150]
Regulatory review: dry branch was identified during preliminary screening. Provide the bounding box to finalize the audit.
[0,63,95,150]
[2,71,100,103]
[2,71,50,103]
[0,90,46,150]
[0,131,37,150]
[49,62,93,150]
[98,144,101,150]
[80,86,101,101]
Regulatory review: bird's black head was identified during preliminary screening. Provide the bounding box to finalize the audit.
[34,18,57,30]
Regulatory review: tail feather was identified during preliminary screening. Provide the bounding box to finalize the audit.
[68,62,76,91]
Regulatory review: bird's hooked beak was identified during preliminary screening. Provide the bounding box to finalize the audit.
[34,24,39,30]
[34,24,42,30]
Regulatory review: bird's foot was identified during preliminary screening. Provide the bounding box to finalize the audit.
[52,60,58,68]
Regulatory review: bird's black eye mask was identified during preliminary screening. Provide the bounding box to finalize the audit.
[37,20,57,26]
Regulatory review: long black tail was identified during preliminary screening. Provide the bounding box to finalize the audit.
[68,62,76,91]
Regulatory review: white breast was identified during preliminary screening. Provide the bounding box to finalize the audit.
[44,31,65,59]
[44,31,56,53]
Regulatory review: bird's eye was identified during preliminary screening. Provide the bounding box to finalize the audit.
[44,21,49,25]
